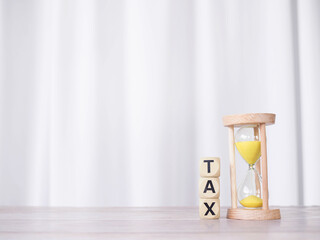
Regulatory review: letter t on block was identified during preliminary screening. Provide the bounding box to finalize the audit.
[200,157,220,178]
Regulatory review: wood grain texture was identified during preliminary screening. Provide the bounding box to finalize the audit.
[199,177,220,199]
[199,157,220,178]
[223,113,276,127]
[254,126,261,193]
[228,126,237,209]
[0,207,318,239]
[253,126,261,175]
[227,208,280,220]
[260,123,269,210]
[199,199,220,219]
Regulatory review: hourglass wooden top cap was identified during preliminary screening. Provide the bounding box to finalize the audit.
[223,113,276,127]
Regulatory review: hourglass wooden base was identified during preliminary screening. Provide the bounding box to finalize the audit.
[227,208,280,220]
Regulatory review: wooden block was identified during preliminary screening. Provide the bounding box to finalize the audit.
[199,177,220,199]
[200,157,220,177]
[199,198,220,219]
[222,113,276,127]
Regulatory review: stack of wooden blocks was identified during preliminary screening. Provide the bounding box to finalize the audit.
[199,157,220,219]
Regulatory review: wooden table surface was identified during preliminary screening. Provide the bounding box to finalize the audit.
[0,206,319,240]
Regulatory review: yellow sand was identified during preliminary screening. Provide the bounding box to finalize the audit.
[235,141,261,165]
[240,195,263,208]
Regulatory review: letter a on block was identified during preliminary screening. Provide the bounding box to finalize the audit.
[200,157,220,177]
[199,199,220,219]
[199,178,220,199]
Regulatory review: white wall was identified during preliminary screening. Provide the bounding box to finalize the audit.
[0,0,319,206]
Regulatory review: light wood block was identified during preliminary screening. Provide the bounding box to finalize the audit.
[199,157,220,178]
[223,113,276,127]
[199,177,220,199]
[227,208,280,220]
[260,123,269,210]
[199,199,220,219]
[228,126,237,209]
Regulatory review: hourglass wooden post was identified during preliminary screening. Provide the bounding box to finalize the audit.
[223,113,281,220]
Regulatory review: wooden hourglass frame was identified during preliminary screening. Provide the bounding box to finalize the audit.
[223,113,281,220]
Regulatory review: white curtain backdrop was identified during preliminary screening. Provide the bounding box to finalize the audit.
[0,0,319,207]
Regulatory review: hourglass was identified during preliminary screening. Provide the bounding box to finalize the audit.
[223,113,280,220]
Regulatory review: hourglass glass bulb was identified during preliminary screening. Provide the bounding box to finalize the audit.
[235,126,260,165]
[235,125,263,208]
[237,167,262,208]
